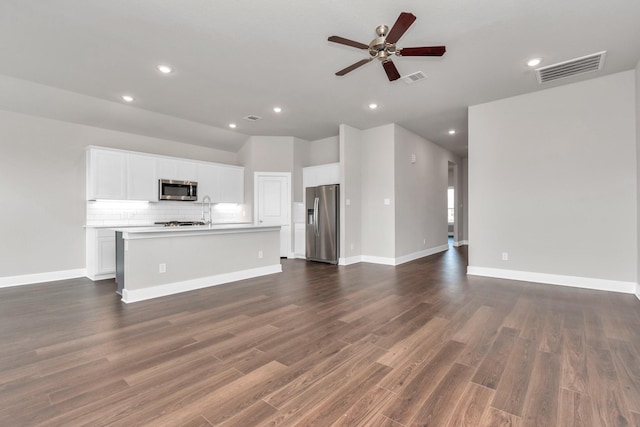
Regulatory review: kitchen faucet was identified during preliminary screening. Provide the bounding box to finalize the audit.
[201,195,212,227]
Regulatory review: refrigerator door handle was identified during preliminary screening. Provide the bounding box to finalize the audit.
[314,197,319,236]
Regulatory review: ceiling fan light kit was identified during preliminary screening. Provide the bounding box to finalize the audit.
[328,12,446,82]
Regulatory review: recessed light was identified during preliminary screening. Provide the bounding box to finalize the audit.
[369,103,378,109]
[273,107,282,113]
[156,64,173,74]
[229,123,237,129]
[448,129,456,135]
[121,95,134,103]
[527,58,542,67]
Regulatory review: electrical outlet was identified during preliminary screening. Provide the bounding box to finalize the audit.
[502,252,509,261]
[346,199,351,206]
[423,238,426,245]
[383,198,391,206]
[258,250,263,259]
[350,243,354,250]
[159,263,166,273]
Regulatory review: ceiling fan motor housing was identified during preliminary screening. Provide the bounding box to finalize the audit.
[369,36,396,61]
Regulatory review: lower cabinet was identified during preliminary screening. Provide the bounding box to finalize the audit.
[86,228,116,280]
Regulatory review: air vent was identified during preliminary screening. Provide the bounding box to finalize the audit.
[535,51,606,84]
[244,115,262,121]
[402,71,427,84]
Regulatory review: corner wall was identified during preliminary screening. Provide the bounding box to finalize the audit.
[360,124,396,260]
[469,71,637,293]
[339,125,363,263]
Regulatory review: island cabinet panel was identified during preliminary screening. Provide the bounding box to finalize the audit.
[116,226,281,303]
[86,149,127,200]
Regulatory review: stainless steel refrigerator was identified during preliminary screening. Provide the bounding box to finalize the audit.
[306,184,339,264]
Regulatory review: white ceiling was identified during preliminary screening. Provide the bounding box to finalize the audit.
[2,0,640,157]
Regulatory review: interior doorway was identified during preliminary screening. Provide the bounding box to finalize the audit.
[447,161,458,247]
[254,172,292,257]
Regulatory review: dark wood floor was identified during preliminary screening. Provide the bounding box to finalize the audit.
[1,246,640,426]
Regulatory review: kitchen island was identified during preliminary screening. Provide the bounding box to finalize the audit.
[114,224,281,303]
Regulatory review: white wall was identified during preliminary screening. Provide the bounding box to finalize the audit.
[360,124,396,259]
[636,60,640,299]
[308,136,339,166]
[394,125,460,258]
[238,135,295,222]
[469,71,637,290]
[0,110,238,280]
[339,125,363,262]
[462,157,469,242]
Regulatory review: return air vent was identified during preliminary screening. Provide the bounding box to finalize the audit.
[535,51,606,84]
[244,115,262,121]
[402,71,427,84]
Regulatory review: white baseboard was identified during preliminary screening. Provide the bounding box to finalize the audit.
[339,256,362,266]
[360,255,396,266]
[467,266,636,294]
[121,264,282,303]
[86,272,115,281]
[454,240,468,247]
[352,244,450,267]
[635,284,640,301]
[0,268,86,288]
[395,244,450,266]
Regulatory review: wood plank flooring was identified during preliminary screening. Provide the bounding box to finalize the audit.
[1,245,640,426]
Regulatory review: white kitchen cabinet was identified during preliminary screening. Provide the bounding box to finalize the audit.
[86,228,116,280]
[127,154,157,201]
[196,164,244,204]
[87,147,241,203]
[158,158,197,182]
[218,166,244,203]
[196,163,221,202]
[87,149,127,200]
[87,148,157,202]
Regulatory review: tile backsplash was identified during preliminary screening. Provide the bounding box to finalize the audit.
[86,200,249,226]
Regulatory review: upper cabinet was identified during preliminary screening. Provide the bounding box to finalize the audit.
[197,163,244,203]
[218,165,244,204]
[127,154,157,201]
[158,158,197,182]
[87,147,244,203]
[86,149,127,200]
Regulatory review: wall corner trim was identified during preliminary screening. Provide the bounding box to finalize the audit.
[467,266,636,295]
[0,268,87,288]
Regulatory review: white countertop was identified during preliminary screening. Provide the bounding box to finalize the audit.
[113,223,280,239]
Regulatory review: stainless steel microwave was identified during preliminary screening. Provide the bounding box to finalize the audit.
[159,179,198,201]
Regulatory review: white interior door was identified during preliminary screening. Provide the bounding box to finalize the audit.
[255,173,291,257]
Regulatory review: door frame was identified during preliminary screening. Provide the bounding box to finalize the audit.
[253,171,292,258]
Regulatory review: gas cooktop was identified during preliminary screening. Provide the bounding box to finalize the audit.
[154,221,206,227]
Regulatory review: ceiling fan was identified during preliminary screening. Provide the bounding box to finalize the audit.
[328,12,446,82]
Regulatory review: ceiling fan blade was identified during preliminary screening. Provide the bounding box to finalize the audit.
[335,58,374,76]
[328,36,369,50]
[385,12,417,45]
[398,46,446,56]
[382,60,401,81]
